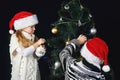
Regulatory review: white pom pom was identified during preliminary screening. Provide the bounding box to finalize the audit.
[102,65,110,72]
[9,30,14,34]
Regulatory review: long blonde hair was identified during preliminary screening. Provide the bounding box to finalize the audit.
[15,30,38,47]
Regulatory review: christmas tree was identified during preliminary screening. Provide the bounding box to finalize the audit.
[46,0,97,80]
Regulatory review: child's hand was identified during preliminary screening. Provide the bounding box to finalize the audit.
[37,38,46,46]
[77,34,87,45]
[33,38,46,49]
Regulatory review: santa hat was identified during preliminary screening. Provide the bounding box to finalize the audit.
[9,11,39,34]
[80,37,110,72]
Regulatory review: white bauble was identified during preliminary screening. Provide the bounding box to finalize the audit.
[54,61,61,70]
[90,27,97,34]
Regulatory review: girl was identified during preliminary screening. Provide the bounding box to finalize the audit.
[9,11,46,80]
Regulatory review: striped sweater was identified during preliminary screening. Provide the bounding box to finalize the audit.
[59,39,105,80]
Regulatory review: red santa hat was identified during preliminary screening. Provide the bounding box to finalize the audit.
[80,37,110,72]
[9,11,39,34]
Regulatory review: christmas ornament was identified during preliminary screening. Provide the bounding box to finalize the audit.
[90,27,97,35]
[80,5,84,9]
[78,20,82,27]
[51,27,58,34]
[54,61,61,70]
[35,46,45,57]
[89,14,92,18]
[64,4,70,10]
[66,38,70,45]
[59,17,63,21]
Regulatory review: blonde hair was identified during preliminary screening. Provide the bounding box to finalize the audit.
[14,30,38,58]
[15,30,38,47]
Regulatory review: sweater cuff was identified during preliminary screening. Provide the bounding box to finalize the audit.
[71,39,81,48]
[23,46,35,56]
[16,46,35,56]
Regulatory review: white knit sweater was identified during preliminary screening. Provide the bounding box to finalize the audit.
[9,32,41,80]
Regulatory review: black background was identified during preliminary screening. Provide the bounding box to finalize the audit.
[0,0,119,80]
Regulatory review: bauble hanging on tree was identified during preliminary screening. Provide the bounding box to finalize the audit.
[90,27,97,35]
[54,61,61,70]
[65,38,71,45]
[51,27,58,34]
[64,4,70,10]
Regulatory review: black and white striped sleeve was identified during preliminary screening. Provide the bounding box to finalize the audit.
[59,39,80,71]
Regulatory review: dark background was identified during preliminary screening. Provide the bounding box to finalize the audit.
[0,0,119,80]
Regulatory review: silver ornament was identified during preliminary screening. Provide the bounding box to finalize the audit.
[89,14,92,18]
[90,27,97,34]
[78,20,81,27]
[80,5,84,9]
[59,17,63,21]
[64,4,70,10]
[54,61,61,70]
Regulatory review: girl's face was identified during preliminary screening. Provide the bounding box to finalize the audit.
[22,25,35,34]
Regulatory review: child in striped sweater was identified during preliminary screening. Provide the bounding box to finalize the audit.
[59,34,111,80]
